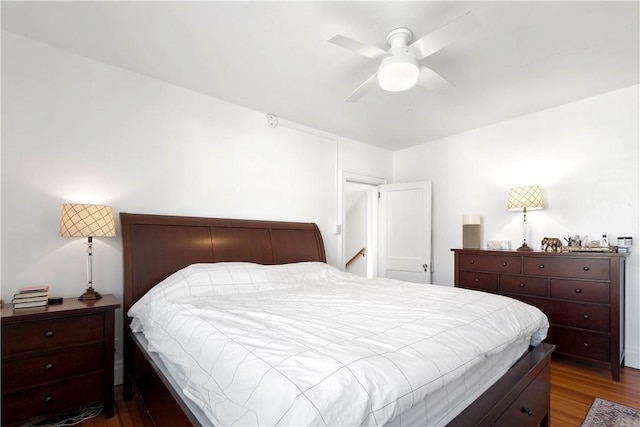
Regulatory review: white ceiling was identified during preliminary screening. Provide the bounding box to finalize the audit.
[2,1,638,151]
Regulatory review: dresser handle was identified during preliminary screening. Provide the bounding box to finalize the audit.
[583,342,589,347]
[501,262,507,267]
[45,363,54,370]
[575,288,582,293]
[44,395,53,403]
[519,283,525,288]
[44,331,54,338]
[522,408,533,416]
[469,260,475,264]
[583,314,590,320]
[474,278,480,283]
[583,266,590,271]
[538,264,545,269]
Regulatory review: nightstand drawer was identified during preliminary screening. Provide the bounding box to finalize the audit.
[523,257,609,280]
[550,279,610,303]
[2,313,104,355]
[1,372,103,425]
[459,270,499,291]
[2,344,103,392]
[459,253,521,274]
[500,275,548,296]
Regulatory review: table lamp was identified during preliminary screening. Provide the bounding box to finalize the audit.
[59,204,116,300]
[507,186,544,251]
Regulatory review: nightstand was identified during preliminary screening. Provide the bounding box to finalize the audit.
[1,294,120,426]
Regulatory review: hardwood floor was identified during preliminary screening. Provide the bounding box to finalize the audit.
[550,357,640,426]
[61,359,640,426]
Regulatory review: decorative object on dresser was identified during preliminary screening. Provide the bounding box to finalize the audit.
[452,248,626,381]
[0,295,120,426]
[462,214,482,249]
[507,185,545,251]
[541,237,563,252]
[59,204,116,300]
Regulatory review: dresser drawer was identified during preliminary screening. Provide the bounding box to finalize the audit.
[523,257,609,280]
[500,275,548,297]
[459,270,499,291]
[2,313,104,355]
[494,362,550,427]
[2,344,103,392]
[459,253,521,274]
[524,298,609,332]
[550,279,610,303]
[546,327,610,362]
[1,372,103,425]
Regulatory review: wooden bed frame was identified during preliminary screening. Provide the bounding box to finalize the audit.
[121,212,554,427]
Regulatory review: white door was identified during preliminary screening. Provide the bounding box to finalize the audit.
[378,181,432,284]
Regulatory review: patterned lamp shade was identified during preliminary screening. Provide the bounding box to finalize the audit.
[59,204,116,237]
[507,186,544,211]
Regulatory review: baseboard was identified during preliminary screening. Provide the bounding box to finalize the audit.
[624,345,640,369]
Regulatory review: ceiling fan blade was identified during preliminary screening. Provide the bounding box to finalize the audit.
[345,73,379,102]
[416,66,454,92]
[408,12,480,60]
[329,34,389,60]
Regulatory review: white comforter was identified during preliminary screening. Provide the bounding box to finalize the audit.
[129,262,548,427]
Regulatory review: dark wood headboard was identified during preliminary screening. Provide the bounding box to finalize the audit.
[120,213,326,323]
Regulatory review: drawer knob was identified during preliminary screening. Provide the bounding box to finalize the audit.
[501,262,507,267]
[44,330,54,338]
[538,264,545,269]
[583,342,589,347]
[474,278,480,283]
[519,283,525,288]
[575,288,582,293]
[45,363,54,370]
[583,314,590,320]
[469,260,475,264]
[44,395,53,403]
[522,408,533,416]
[583,266,590,271]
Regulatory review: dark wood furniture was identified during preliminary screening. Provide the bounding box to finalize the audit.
[1,295,120,426]
[452,248,625,381]
[120,213,554,427]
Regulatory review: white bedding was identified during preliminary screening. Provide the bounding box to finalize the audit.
[129,262,548,427]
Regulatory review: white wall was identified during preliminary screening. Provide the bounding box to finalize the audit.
[1,31,393,382]
[393,85,640,368]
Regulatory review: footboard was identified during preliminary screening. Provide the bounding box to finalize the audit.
[447,343,555,427]
[125,335,554,427]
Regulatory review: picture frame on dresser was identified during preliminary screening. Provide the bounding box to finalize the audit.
[1,295,120,426]
[452,248,626,381]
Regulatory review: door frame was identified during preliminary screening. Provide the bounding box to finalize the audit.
[339,170,387,275]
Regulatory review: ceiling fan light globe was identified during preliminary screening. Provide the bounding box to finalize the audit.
[377,55,420,92]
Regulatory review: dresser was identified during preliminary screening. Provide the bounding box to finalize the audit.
[1,295,120,426]
[452,249,625,381]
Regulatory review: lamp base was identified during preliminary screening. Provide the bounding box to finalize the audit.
[517,242,535,251]
[78,287,102,301]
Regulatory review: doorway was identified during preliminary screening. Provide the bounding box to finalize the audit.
[341,172,386,277]
[340,171,433,284]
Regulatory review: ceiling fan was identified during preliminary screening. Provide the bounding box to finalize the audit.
[329,12,479,102]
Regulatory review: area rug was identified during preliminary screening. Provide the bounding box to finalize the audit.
[581,397,640,427]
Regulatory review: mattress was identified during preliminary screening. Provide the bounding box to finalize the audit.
[129,262,548,426]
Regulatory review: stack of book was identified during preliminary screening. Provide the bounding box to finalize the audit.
[12,285,50,309]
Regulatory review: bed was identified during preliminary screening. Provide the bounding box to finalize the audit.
[121,213,554,426]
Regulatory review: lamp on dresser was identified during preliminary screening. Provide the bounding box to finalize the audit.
[507,186,544,251]
[59,203,116,300]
